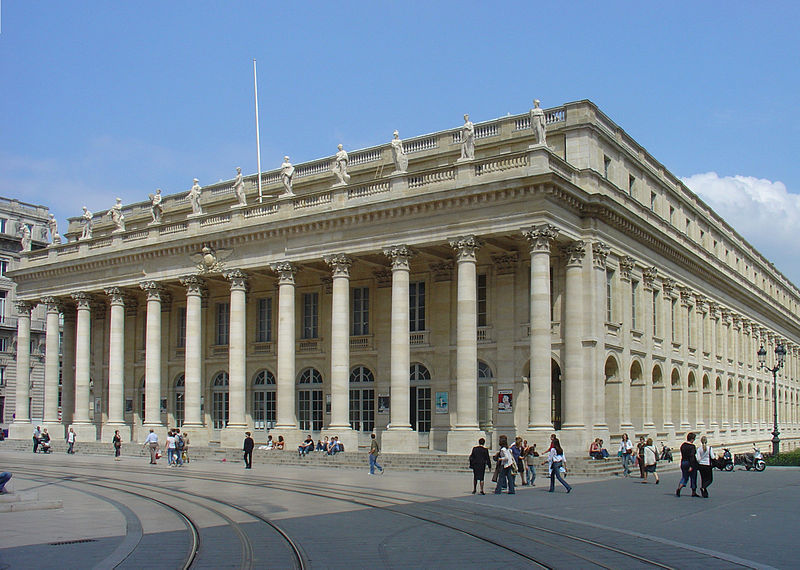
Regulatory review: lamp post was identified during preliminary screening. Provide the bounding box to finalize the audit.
[757,343,786,456]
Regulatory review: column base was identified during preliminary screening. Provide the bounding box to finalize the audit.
[321,428,358,455]
[139,424,168,444]
[446,429,486,455]
[8,422,33,441]
[42,423,66,441]
[219,424,252,448]
[556,426,589,454]
[101,424,131,443]
[380,429,418,453]
[69,423,99,442]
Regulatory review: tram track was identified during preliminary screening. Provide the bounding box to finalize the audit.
[6,460,760,569]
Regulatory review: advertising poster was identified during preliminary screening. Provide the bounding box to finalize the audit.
[498,389,513,413]
[377,395,390,414]
[435,391,449,414]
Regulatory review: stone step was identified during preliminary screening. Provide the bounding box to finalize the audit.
[0,491,62,513]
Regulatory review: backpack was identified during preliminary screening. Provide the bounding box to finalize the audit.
[175,434,184,450]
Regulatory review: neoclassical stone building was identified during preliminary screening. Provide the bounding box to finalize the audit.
[8,100,800,453]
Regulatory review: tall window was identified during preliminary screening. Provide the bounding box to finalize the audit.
[650,191,657,212]
[212,372,229,429]
[631,279,639,331]
[0,219,6,233]
[252,369,276,429]
[302,292,319,339]
[477,273,487,327]
[298,368,323,430]
[349,366,375,432]
[606,269,615,322]
[671,298,678,343]
[215,302,230,345]
[603,155,610,179]
[410,363,431,432]
[477,361,494,429]
[176,307,186,349]
[687,306,694,347]
[652,289,659,337]
[174,375,185,427]
[351,287,369,336]
[409,281,426,332]
[0,260,8,278]
[0,290,6,322]
[256,298,272,343]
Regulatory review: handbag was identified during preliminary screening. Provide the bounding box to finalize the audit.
[491,464,500,482]
[510,461,518,475]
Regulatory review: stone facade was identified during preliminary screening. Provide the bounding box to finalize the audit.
[7,100,800,453]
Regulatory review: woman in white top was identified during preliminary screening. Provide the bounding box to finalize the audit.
[493,435,516,495]
[643,437,660,484]
[618,433,634,477]
[547,438,572,493]
[695,435,714,498]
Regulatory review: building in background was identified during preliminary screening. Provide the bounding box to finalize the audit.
[0,198,53,435]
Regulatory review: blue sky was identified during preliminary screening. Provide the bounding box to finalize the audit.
[1,2,799,282]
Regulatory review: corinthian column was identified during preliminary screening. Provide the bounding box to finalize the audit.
[103,288,129,441]
[180,275,205,430]
[591,241,610,434]
[42,298,62,430]
[446,236,486,453]
[562,241,586,446]
[70,292,97,440]
[220,269,248,446]
[9,301,33,439]
[272,262,299,432]
[324,254,358,451]
[60,306,76,426]
[523,224,558,434]
[381,245,417,453]
[140,281,164,428]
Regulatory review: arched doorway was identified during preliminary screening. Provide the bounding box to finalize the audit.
[349,365,375,432]
[211,372,229,430]
[174,374,185,428]
[702,374,711,427]
[630,360,644,430]
[410,363,431,433]
[478,361,494,431]
[687,371,697,428]
[670,368,681,428]
[252,369,275,430]
[551,360,562,430]
[604,356,621,433]
[297,368,323,431]
[652,365,664,429]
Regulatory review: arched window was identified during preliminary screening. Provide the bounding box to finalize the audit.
[349,366,375,432]
[410,363,431,432]
[477,361,494,429]
[297,368,323,431]
[212,372,229,429]
[174,374,185,428]
[252,370,276,430]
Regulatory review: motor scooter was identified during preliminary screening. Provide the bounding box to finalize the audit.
[736,446,766,471]
[717,448,734,471]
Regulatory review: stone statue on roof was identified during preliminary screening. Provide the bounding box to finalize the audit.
[110,197,125,232]
[149,189,163,223]
[20,224,31,252]
[188,178,203,215]
[80,206,93,240]
[460,114,475,160]
[281,156,295,197]
[233,167,247,207]
[391,130,408,173]
[530,99,547,146]
[47,213,61,245]
[332,144,350,185]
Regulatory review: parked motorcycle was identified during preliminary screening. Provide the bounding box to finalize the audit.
[737,447,766,472]
[716,448,734,471]
[660,443,673,462]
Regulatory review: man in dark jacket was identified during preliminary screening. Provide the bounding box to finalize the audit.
[243,432,254,469]
[469,438,492,495]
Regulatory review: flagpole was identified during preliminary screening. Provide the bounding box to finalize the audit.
[253,59,263,203]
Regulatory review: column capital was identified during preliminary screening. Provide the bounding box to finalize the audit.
[449,235,483,262]
[40,296,60,312]
[619,255,636,280]
[694,293,707,313]
[707,301,719,319]
[14,300,34,316]
[270,261,297,284]
[679,287,693,307]
[139,281,164,301]
[563,240,586,267]
[522,223,559,254]
[643,266,658,289]
[180,274,207,296]
[324,254,353,277]
[591,241,611,270]
[104,287,128,306]
[662,278,676,296]
[383,244,413,270]
[70,291,93,309]
[224,268,248,290]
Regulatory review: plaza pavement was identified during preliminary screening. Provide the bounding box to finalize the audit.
[0,448,794,569]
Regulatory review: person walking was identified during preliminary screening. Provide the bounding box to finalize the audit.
[165,430,177,466]
[524,442,539,486]
[510,437,526,486]
[642,437,659,484]
[696,435,714,498]
[182,432,190,463]
[618,433,633,476]
[112,430,122,461]
[493,435,515,495]
[243,432,254,469]
[636,436,647,478]
[368,433,384,475]
[546,437,572,493]
[142,429,159,464]
[468,437,491,494]
[32,426,41,453]
[66,428,76,454]
[676,432,700,497]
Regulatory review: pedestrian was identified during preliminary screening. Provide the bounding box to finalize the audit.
[524,442,539,486]
[32,426,41,453]
[142,428,159,464]
[182,432,190,463]
[618,433,633,476]
[243,431,254,469]
[696,435,714,498]
[39,429,51,453]
[173,430,185,466]
[636,436,646,478]
[0,471,11,494]
[469,437,491,494]
[510,437,525,485]
[368,433,384,475]
[66,427,76,454]
[113,430,122,461]
[546,437,572,493]
[676,432,700,497]
[165,430,177,466]
[493,435,515,495]
[642,437,659,484]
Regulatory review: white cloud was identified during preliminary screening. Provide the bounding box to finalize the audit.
[682,172,800,284]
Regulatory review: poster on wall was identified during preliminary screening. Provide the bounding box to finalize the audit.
[497,390,513,413]
[377,395,390,414]
[435,391,449,414]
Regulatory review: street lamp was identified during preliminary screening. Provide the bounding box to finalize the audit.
[758,343,786,455]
